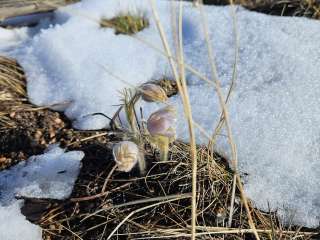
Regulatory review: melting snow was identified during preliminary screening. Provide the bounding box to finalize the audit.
[0,146,84,239]
[0,0,319,228]
[0,145,84,203]
[0,201,42,240]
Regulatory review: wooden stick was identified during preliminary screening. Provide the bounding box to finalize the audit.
[0,0,75,21]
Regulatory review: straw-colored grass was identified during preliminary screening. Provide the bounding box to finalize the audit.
[199,0,320,19]
[148,1,200,238]
[270,0,320,18]
[0,56,30,129]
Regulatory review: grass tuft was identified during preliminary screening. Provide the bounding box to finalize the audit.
[100,15,149,35]
[0,56,29,129]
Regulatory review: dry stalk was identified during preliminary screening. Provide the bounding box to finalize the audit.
[198,1,260,239]
[149,1,198,239]
[105,193,191,240]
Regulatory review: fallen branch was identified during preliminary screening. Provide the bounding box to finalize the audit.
[0,0,76,23]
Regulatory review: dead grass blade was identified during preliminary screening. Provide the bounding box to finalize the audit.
[0,55,29,129]
[149,1,199,239]
[198,1,260,239]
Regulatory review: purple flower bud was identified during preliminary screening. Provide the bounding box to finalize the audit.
[113,141,139,172]
[147,106,176,139]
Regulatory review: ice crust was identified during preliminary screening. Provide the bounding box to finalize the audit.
[0,0,319,227]
[0,146,84,239]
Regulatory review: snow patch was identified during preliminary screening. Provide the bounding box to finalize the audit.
[0,27,28,53]
[0,201,42,240]
[0,145,84,203]
[0,146,84,240]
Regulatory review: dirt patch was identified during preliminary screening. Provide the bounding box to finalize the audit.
[196,0,320,19]
[0,107,113,170]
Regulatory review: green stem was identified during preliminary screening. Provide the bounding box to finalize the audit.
[158,136,169,162]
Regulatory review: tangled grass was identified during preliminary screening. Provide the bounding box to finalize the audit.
[0,56,30,129]
[37,141,317,239]
[201,0,320,19]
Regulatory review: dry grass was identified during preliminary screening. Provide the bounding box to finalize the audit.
[39,142,317,239]
[148,1,200,237]
[0,55,30,129]
[268,0,320,18]
[200,0,320,19]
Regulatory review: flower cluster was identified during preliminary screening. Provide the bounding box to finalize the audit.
[113,83,176,172]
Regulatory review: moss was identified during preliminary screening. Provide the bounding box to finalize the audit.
[100,15,149,35]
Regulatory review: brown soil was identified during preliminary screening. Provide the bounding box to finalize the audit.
[0,108,112,170]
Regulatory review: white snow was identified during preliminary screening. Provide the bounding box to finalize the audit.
[0,201,42,240]
[0,0,319,228]
[0,27,28,53]
[10,0,167,130]
[0,145,84,203]
[0,146,84,240]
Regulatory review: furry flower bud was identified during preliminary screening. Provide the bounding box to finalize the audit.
[113,141,139,172]
[147,106,176,139]
[140,84,168,103]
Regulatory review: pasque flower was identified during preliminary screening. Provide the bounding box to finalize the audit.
[147,105,176,139]
[147,106,176,161]
[113,141,140,172]
[140,83,168,103]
